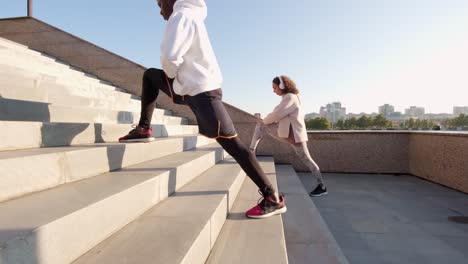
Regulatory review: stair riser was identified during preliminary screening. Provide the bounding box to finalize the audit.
[0,122,199,151]
[0,100,186,125]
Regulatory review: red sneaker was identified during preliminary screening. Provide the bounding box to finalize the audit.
[245,192,287,219]
[118,126,154,143]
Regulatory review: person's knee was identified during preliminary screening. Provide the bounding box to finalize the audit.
[143,68,163,80]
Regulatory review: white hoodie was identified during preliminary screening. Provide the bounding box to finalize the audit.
[160,0,223,96]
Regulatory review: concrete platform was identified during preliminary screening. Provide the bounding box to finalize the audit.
[299,172,468,264]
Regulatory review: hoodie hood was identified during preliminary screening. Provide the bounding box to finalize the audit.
[173,0,207,21]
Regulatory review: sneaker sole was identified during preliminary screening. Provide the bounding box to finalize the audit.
[309,191,328,197]
[119,137,155,143]
[246,206,287,219]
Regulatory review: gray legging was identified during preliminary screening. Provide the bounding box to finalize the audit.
[250,122,325,186]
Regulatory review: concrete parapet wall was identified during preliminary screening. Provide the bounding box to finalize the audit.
[408,132,468,194]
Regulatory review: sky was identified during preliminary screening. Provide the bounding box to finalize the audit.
[1,0,468,115]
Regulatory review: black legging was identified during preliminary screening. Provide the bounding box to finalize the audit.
[216,137,274,196]
[138,68,275,197]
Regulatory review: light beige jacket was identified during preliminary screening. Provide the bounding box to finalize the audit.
[263,93,308,143]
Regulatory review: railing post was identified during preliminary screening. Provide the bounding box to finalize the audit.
[27,0,33,17]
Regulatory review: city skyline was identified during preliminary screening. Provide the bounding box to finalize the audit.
[307,102,468,116]
[305,101,468,119]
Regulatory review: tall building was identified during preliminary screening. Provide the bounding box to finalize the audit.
[405,106,425,119]
[453,106,468,116]
[378,104,395,117]
[320,102,346,123]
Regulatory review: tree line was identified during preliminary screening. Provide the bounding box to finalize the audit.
[305,114,468,130]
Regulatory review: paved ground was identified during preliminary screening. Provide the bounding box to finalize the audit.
[298,172,468,264]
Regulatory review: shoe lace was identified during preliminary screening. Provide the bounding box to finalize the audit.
[256,190,270,207]
[127,125,138,134]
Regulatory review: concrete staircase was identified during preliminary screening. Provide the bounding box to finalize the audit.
[0,36,293,264]
[0,35,347,264]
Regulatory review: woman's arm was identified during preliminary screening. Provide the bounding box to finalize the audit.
[263,94,296,124]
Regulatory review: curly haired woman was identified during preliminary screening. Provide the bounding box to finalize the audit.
[250,76,328,197]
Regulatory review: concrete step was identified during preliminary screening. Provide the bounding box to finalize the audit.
[0,71,146,112]
[0,98,186,125]
[275,165,349,264]
[74,157,246,264]
[0,37,51,60]
[0,121,199,151]
[0,50,111,90]
[206,157,289,264]
[0,64,137,103]
[0,143,226,264]
[0,135,214,202]
[0,42,113,87]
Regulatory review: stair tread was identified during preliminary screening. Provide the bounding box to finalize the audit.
[74,158,245,264]
[206,157,289,264]
[0,143,222,243]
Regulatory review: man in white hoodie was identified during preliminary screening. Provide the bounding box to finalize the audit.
[119,0,287,219]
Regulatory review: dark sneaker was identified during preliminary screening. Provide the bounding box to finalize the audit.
[245,192,287,219]
[309,184,328,197]
[118,126,154,143]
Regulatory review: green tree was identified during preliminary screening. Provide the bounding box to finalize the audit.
[405,118,416,129]
[373,114,392,129]
[305,117,331,130]
[356,116,372,129]
[335,119,345,130]
[451,114,468,128]
[345,117,358,129]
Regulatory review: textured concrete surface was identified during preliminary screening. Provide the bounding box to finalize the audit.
[257,131,410,174]
[74,158,245,264]
[409,133,468,194]
[276,165,349,264]
[299,172,468,264]
[206,157,288,264]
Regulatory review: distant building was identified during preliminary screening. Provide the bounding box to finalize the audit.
[320,102,346,124]
[378,104,395,117]
[453,106,468,116]
[405,106,425,119]
[305,112,321,120]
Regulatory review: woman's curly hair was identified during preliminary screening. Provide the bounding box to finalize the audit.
[273,75,300,95]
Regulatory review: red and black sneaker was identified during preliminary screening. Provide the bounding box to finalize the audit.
[245,191,287,219]
[118,126,155,143]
